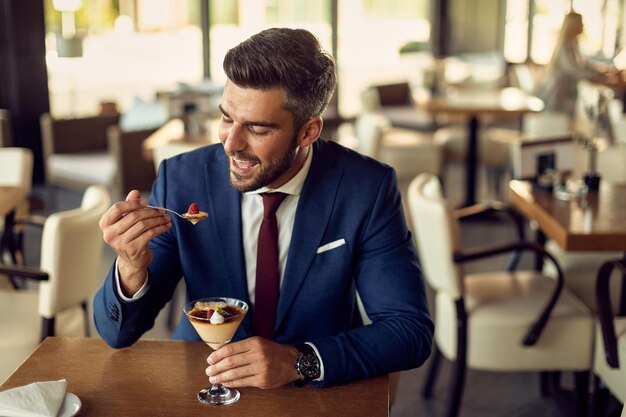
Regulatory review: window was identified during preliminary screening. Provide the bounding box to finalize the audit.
[504,0,623,64]
[44,0,430,120]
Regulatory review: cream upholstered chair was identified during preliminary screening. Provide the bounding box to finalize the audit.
[593,259,626,417]
[365,81,437,132]
[433,123,511,199]
[354,90,443,183]
[0,185,110,383]
[407,173,594,417]
[0,147,34,269]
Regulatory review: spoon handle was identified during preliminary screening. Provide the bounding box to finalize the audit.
[146,205,185,218]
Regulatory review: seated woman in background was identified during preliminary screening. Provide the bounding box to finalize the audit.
[536,11,620,116]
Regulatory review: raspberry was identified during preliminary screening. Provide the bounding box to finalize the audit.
[188,203,200,214]
[191,308,214,320]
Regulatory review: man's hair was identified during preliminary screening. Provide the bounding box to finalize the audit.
[223,28,336,132]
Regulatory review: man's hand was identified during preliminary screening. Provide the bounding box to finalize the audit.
[99,190,171,296]
[206,337,302,389]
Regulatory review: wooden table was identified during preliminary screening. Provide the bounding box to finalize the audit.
[416,87,544,207]
[0,337,389,416]
[509,179,626,402]
[509,179,626,312]
[508,180,626,252]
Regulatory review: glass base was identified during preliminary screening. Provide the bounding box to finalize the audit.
[197,385,240,405]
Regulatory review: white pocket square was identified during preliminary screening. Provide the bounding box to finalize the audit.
[316,238,346,254]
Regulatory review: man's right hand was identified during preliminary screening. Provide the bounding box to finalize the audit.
[99,190,171,296]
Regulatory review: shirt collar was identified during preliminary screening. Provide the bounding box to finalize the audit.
[245,145,313,197]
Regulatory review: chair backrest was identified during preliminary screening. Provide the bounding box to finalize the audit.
[38,185,110,317]
[522,111,571,136]
[373,82,412,107]
[152,142,202,174]
[507,63,536,93]
[407,173,463,298]
[0,147,34,220]
[40,113,120,155]
[0,147,33,189]
[597,147,626,183]
[354,112,389,159]
[106,125,157,197]
[611,117,626,146]
[360,88,382,113]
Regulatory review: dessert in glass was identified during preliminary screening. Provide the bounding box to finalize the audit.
[184,297,248,405]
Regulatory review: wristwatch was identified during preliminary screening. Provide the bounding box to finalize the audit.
[295,343,321,383]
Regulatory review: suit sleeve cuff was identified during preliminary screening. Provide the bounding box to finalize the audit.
[114,258,149,301]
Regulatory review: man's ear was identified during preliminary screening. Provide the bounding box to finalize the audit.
[297,116,323,147]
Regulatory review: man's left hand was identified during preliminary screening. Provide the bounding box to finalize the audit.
[206,336,302,389]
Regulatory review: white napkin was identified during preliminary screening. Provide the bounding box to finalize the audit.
[0,379,68,417]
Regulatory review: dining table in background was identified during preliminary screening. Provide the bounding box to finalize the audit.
[509,179,626,311]
[0,337,389,416]
[416,87,544,207]
[508,180,626,253]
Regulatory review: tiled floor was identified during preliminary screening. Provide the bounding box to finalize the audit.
[15,162,623,417]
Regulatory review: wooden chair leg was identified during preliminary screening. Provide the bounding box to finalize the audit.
[40,317,55,342]
[574,371,589,417]
[540,371,550,397]
[541,371,562,397]
[81,300,90,337]
[592,376,610,417]
[445,300,468,417]
[422,343,441,398]
[446,352,467,417]
[539,370,562,398]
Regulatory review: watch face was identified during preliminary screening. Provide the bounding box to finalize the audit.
[298,353,320,380]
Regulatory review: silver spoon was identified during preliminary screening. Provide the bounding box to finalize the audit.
[146,205,207,225]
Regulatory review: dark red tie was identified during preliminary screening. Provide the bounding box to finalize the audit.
[254,192,288,338]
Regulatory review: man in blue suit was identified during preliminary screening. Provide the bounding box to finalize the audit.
[94,27,433,389]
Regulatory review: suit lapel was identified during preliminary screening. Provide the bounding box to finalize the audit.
[204,150,250,307]
[275,141,343,331]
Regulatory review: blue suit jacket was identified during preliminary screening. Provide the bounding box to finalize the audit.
[94,139,433,386]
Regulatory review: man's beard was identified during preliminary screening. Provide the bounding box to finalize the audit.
[227,135,299,192]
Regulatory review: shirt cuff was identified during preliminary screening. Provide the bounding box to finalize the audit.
[305,342,325,382]
[114,258,149,301]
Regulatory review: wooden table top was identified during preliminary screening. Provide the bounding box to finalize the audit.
[414,86,544,117]
[508,180,626,252]
[0,186,25,218]
[0,337,389,416]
